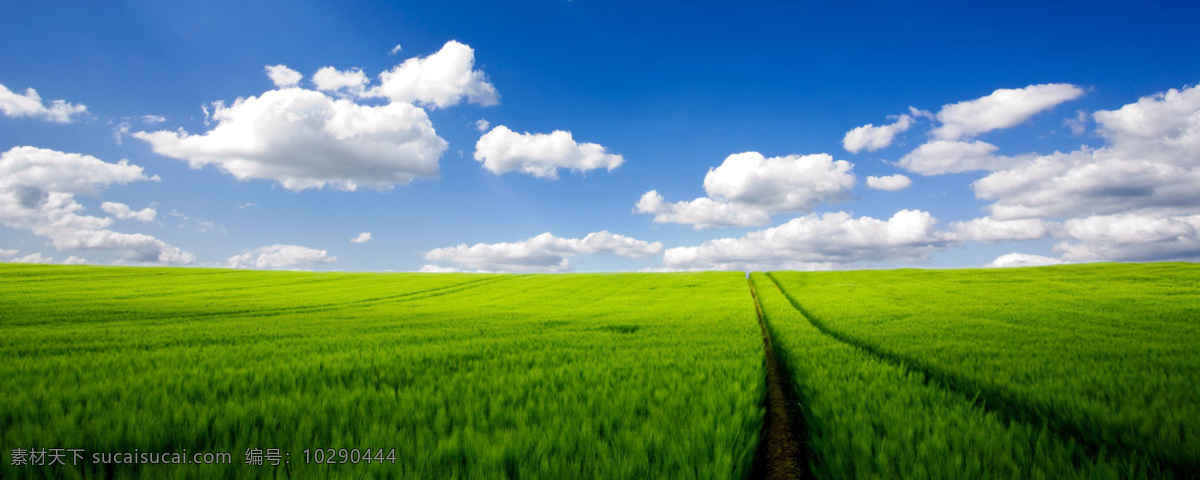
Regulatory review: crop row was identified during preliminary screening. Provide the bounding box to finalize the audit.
[767,263,1200,475]
[750,272,1164,479]
[1,266,765,479]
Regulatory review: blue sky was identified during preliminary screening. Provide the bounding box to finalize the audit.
[2,0,1199,271]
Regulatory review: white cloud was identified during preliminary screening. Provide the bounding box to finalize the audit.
[350,232,372,244]
[424,231,663,273]
[62,255,88,265]
[101,201,156,222]
[950,217,1049,243]
[135,87,446,191]
[865,174,912,191]
[897,140,1010,175]
[1063,110,1088,135]
[227,244,336,269]
[312,66,369,97]
[635,152,855,229]
[139,43,503,191]
[113,122,132,145]
[635,191,771,229]
[116,116,167,144]
[0,83,87,123]
[10,252,53,263]
[662,209,957,271]
[932,83,1084,140]
[985,253,1064,268]
[0,146,192,265]
[265,65,302,88]
[843,114,913,153]
[973,83,1200,220]
[389,44,403,56]
[934,82,1200,265]
[418,264,464,273]
[0,146,154,195]
[2,249,87,265]
[1053,213,1200,262]
[474,118,490,132]
[368,40,498,108]
[1093,83,1200,167]
[704,152,856,210]
[475,125,624,179]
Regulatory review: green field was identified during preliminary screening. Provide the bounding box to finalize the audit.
[0,266,764,479]
[1,263,1198,478]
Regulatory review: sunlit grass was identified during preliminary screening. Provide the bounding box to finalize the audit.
[766,263,1200,477]
[0,265,764,479]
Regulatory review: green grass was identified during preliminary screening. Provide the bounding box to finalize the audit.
[750,272,1163,479]
[0,265,764,479]
[767,263,1200,476]
[2,262,1196,479]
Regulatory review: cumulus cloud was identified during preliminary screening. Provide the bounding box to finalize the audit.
[973,83,1200,221]
[662,209,957,271]
[1053,213,1200,262]
[389,44,403,56]
[895,84,1083,176]
[62,255,88,265]
[635,191,771,229]
[312,66,369,97]
[704,152,856,210]
[101,202,156,222]
[227,244,336,269]
[843,114,913,153]
[0,147,192,264]
[367,40,498,108]
[474,118,490,132]
[424,231,663,272]
[950,217,1049,243]
[636,152,855,229]
[141,115,166,124]
[1093,84,1200,167]
[0,83,88,123]
[897,140,1011,175]
[985,253,1064,268]
[135,88,446,191]
[9,252,53,264]
[475,125,624,179]
[136,42,501,191]
[265,65,302,88]
[350,232,372,244]
[865,174,912,191]
[932,83,1084,140]
[912,82,1200,265]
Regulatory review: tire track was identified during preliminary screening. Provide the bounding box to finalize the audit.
[747,277,809,480]
[763,272,1185,479]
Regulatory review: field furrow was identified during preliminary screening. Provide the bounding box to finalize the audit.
[751,272,1165,479]
[746,278,807,480]
[766,265,1200,477]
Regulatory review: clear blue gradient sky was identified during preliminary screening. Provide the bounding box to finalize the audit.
[2,1,1199,271]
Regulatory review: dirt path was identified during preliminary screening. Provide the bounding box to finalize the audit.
[747,278,808,480]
